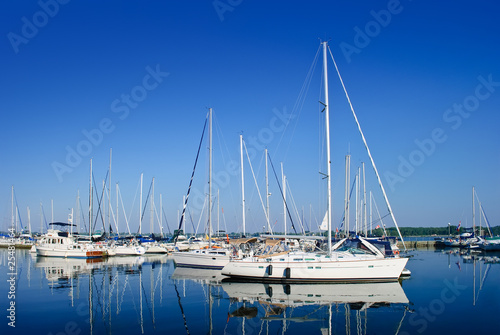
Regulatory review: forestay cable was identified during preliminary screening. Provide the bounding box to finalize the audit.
[328,47,406,251]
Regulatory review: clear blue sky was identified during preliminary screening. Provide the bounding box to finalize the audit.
[1,0,499,235]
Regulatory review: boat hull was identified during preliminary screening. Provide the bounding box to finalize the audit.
[173,249,231,269]
[222,255,408,283]
[36,246,104,259]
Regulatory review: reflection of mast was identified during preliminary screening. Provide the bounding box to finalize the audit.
[89,271,93,335]
[140,270,144,334]
[174,282,191,334]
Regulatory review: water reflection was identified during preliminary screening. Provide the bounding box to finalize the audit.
[4,249,499,334]
[222,281,410,334]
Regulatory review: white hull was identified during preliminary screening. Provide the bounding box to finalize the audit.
[222,251,408,283]
[36,245,104,258]
[144,243,169,254]
[173,248,231,269]
[112,245,146,256]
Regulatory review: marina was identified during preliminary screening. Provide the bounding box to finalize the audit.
[1,247,499,334]
[2,2,499,334]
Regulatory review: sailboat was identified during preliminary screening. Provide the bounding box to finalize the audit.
[221,41,408,282]
[172,108,231,269]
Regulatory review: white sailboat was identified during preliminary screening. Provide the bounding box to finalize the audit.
[221,41,408,282]
[172,108,231,269]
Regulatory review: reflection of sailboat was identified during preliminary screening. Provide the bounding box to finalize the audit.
[223,281,408,307]
[171,266,226,284]
[225,281,410,335]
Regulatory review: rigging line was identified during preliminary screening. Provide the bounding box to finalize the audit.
[193,195,207,236]
[12,189,24,229]
[285,178,305,234]
[474,189,492,236]
[40,203,49,230]
[274,44,321,162]
[328,46,406,251]
[118,185,132,235]
[103,183,119,235]
[162,207,171,235]
[78,197,87,232]
[139,177,153,225]
[243,139,273,234]
[175,113,209,242]
[372,196,389,236]
[153,201,164,236]
[92,171,108,233]
[339,177,357,229]
[187,207,197,235]
[267,151,297,234]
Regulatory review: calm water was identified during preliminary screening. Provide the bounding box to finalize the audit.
[1,248,499,335]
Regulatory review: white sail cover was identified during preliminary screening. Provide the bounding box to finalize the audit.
[319,211,328,231]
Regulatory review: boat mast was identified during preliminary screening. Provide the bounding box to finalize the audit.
[139,173,143,235]
[11,186,14,232]
[109,148,112,234]
[322,41,332,255]
[89,158,93,238]
[27,206,31,235]
[472,186,475,234]
[151,177,155,235]
[265,148,270,232]
[363,162,367,237]
[208,108,212,247]
[344,154,350,236]
[240,134,246,237]
[281,163,286,236]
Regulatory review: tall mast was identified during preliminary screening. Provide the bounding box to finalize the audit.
[40,202,43,234]
[89,158,93,237]
[11,186,14,231]
[265,149,270,232]
[355,169,359,233]
[208,108,212,247]
[217,189,220,238]
[363,162,367,236]
[322,41,332,254]
[116,183,119,236]
[109,148,112,234]
[344,154,350,236]
[472,186,475,232]
[27,206,31,235]
[369,191,373,235]
[139,173,143,235]
[240,134,246,237]
[160,193,163,238]
[281,163,286,236]
[151,177,155,235]
[76,190,80,234]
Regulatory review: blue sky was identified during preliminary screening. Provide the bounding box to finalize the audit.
[1,0,499,235]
